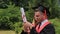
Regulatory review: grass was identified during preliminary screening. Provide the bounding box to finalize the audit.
[0,30,15,34]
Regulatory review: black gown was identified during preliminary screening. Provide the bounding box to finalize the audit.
[21,23,55,34]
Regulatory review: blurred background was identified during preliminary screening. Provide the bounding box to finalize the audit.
[0,0,60,34]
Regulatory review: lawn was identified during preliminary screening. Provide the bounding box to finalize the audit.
[0,30,15,34]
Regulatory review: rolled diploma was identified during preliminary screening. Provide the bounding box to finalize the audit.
[20,7,27,23]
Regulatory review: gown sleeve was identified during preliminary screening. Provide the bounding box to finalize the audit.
[21,30,28,34]
[40,24,55,34]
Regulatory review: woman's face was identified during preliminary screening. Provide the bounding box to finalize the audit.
[34,11,43,23]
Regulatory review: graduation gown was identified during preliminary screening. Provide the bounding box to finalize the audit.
[21,19,55,34]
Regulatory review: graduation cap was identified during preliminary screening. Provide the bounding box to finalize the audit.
[32,5,50,17]
[32,5,44,12]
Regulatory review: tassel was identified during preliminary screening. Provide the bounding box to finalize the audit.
[44,10,47,19]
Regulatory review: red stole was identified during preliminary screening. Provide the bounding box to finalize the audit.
[32,19,50,33]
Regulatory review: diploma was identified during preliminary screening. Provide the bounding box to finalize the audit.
[20,7,27,23]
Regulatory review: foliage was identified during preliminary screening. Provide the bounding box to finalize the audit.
[0,0,60,34]
[50,18,60,34]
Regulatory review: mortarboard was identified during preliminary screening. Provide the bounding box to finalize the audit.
[32,5,50,17]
